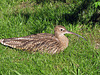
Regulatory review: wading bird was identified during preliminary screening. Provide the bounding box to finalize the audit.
[0,25,86,54]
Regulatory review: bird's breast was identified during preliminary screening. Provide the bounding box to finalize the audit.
[57,35,69,51]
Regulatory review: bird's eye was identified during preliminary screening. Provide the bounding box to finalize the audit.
[61,29,63,31]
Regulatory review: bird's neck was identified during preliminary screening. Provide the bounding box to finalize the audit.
[56,34,69,51]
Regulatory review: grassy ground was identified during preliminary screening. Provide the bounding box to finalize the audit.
[0,0,100,75]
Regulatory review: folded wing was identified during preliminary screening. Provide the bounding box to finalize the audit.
[0,33,60,54]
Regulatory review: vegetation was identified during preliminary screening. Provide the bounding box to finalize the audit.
[0,0,99,75]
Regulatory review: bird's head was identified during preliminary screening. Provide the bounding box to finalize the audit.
[54,25,86,40]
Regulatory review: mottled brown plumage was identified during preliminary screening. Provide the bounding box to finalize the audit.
[0,25,86,54]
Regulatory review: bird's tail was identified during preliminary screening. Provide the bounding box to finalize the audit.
[0,39,3,44]
[0,39,2,43]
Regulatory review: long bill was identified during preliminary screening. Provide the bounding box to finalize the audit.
[65,30,87,41]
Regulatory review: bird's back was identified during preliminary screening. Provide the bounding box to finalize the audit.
[0,33,61,54]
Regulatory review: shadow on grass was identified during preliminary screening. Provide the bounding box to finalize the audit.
[61,0,93,24]
[36,0,66,4]
[61,0,100,26]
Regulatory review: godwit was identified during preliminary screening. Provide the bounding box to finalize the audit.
[0,25,86,54]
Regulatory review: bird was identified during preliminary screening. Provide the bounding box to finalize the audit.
[0,25,86,54]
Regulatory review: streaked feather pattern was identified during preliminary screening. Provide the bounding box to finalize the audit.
[0,33,61,54]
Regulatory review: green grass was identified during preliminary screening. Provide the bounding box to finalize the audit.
[0,0,100,75]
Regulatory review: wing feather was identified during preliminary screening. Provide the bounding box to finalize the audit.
[0,34,60,54]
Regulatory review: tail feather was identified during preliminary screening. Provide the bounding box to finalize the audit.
[0,39,1,43]
[0,39,4,44]
[0,38,26,48]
